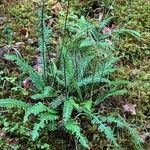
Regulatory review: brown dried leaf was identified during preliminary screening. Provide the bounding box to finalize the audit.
[52,2,62,13]
[19,28,29,38]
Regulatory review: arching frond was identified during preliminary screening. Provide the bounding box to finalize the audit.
[91,115,119,147]
[5,54,45,91]
[64,119,89,149]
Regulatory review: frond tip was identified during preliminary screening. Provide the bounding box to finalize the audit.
[64,119,89,149]
[32,112,59,140]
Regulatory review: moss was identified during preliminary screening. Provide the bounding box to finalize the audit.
[112,0,150,59]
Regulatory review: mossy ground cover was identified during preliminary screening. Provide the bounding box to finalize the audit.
[0,0,149,149]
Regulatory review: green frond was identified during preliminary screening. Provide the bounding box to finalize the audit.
[114,28,140,39]
[78,55,94,80]
[50,95,66,109]
[32,112,59,140]
[77,75,110,87]
[72,16,94,41]
[31,86,56,100]
[5,54,45,91]
[81,100,92,112]
[95,57,119,76]
[48,122,58,131]
[108,80,131,86]
[63,98,74,122]
[117,116,143,150]
[24,102,56,123]
[38,6,52,80]
[99,17,114,31]
[95,89,127,105]
[60,46,74,86]
[100,116,125,128]
[64,119,89,149]
[79,38,96,48]
[0,99,30,109]
[101,115,143,150]
[91,115,119,147]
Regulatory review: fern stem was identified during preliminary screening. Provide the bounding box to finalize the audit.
[59,0,70,61]
[61,0,70,99]
[41,0,47,82]
[63,52,68,99]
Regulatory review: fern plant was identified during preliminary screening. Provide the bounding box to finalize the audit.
[0,5,143,149]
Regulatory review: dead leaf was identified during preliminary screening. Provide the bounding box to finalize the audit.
[19,28,29,38]
[122,103,136,115]
[52,2,62,13]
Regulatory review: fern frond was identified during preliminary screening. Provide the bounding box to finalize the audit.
[5,54,45,91]
[31,86,56,100]
[50,95,65,109]
[32,112,58,140]
[78,55,94,80]
[24,102,56,123]
[101,115,143,150]
[48,122,58,131]
[117,116,143,150]
[0,99,30,109]
[77,75,110,87]
[72,16,94,41]
[99,17,114,31]
[100,116,125,128]
[79,37,96,48]
[63,98,74,122]
[114,28,140,39]
[91,115,119,147]
[38,4,52,80]
[95,57,119,76]
[64,119,89,149]
[62,47,74,86]
[108,80,131,86]
[81,100,92,112]
[95,89,127,105]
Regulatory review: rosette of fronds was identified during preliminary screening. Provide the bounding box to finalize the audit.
[0,9,143,150]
